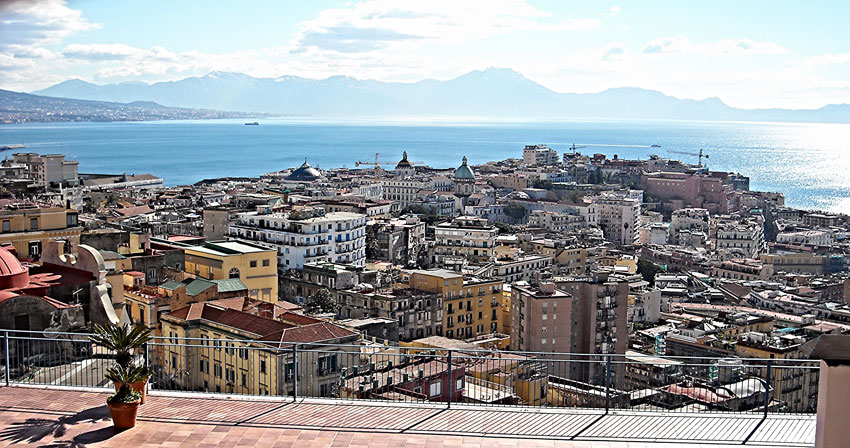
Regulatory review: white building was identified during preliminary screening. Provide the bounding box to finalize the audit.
[229,207,367,269]
[381,178,425,206]
[588,194,641,246]
[776,230,834,247]
[714,215,765,260]
[527,210,586,233]
[522,145,559,166]
[434,216,498,266]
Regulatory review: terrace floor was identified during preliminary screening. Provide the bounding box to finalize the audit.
[0,386,815,447]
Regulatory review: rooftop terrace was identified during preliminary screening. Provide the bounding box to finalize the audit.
[0,386,814,447]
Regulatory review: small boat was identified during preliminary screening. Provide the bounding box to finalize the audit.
[650,144,661,148]
[245,122,259,126]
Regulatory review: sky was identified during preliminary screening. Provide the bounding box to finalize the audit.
[1,0,849,109]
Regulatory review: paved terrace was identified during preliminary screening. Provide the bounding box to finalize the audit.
[0,386,814,447]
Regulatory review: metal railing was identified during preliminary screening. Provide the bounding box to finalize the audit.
[0,330,819,416]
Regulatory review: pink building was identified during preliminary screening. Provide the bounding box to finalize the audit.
[641,171,739,214]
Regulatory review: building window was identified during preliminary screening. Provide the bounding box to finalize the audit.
[260,360,267,374]
[1,221,8,232]
[456,378,463,391]
[214,363,222,378]
[250,260,258,268]
[29,218,38,230]
[226,368,235,382]
[262,259,270,267]
[229,268,240,279]
[429,380,442,397]
[241,373,247,387]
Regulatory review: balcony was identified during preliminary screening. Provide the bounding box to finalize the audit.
[0,332,820,447]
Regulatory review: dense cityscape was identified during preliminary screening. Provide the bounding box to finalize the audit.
[0,144,846,412]
[3,1,850,446]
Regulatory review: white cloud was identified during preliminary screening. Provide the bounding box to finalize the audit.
[291,0,596,54]
[63,43,145,60]
[0,0,98,52]
[795,52,850,71]
[610,6,621,16]
[643,35,787,56]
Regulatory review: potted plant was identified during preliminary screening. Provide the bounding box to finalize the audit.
[90,323,153,404]
[105,365,142,430]
[110,364,153,404]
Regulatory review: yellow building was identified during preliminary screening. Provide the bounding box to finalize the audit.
[0,206,81,259]
[403,269,505,341]
[182,241,278,302]
[160,301,359,396]
[734,334,819,413]
[122,274,249,334]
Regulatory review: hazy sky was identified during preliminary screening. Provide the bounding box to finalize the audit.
[2,0,849,109]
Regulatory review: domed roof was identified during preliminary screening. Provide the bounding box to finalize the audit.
[454,156,475,180]
[395,151,413,169]
[286,160,323,181]
[0,245,29,290]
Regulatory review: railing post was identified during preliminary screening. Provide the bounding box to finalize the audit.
[446,349,452,409]
[763,360,772,418]
[3,331,9,386]
[605,355,612,414]
[292,343,298,402]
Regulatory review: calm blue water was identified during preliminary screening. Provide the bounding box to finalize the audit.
[2,118,849,212]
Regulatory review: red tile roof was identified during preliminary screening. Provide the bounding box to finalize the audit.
[166,302,355,345]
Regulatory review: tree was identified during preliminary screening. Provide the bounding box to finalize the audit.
[503,203,528,224]
[306,288,339,315]
[493,222,514,235]
[532,179,553,190]
[365,225,379,260]
[637,258,663,286]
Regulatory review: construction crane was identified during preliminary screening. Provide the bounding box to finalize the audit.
[355,153,394,179]
[669,148,709,168]
[568,143,586,154]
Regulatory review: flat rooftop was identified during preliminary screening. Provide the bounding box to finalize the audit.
[0,386,814,447]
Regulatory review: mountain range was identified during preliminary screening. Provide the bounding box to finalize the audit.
[30,68,850,123]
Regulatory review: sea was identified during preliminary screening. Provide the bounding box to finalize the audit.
[2,118,849,213]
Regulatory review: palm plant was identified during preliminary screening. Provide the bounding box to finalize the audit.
[90,323,152,368]
[105,365,142,404]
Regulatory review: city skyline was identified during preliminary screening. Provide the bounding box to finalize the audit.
[2,0,850,109]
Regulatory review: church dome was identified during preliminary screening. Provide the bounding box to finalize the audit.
[395,151,413,169]
[454,156,475,180]
[0,245,29,290]
[286,160,323,181]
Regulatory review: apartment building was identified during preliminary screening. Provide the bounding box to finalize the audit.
[522,145,559,166]
[0,205,81,260]
[7,153,78,188]
[381,178,426,206]
[511,271,629,386]
[527,210,586,233]
[402,269,505,340]
[368,215,426,264]
[160,301,359,397]
[337,286,443,341]
[434,216,498,266]
[181,241,278,302]
[714,215,765,260]
[587,194,640,246]
[229,207,367,269]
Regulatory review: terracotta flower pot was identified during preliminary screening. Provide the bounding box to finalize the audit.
[114,380,148,404]
[108,400,140,430]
